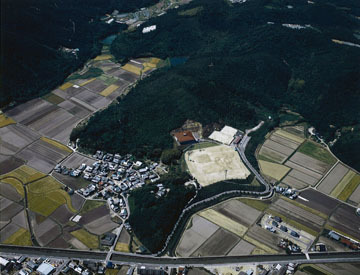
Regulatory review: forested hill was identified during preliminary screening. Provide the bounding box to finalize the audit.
[71,0,360,169]
[0,0,158,107]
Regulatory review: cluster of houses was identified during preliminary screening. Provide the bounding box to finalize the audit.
[275,186,298,200]
[278,238,301,253]
[0,256,56,275]
[55,151,161,215]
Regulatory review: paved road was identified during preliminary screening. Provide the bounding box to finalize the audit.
[236,134,272,195]
[1,245,360,267]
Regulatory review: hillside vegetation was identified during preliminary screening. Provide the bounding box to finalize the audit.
[1,0,158,107]
[73,0,360,169]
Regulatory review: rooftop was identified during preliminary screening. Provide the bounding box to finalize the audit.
[173,131,196,144]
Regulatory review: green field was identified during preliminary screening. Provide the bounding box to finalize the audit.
[297,141,336,165]
[27,176,76,216]
[259,160,290,181]
[0,165,45,184]
[71,229,99,249]
[3,228,32,246]
[42,92,65,104]
[338,174,360,201]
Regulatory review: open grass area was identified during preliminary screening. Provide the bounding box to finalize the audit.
[297,141,336,165]
[59,82,73,90]
[243,235,277,254]
[71,229,99,249]
[100,84,119,97]
[0,165,45,184]
[338,174,360,201]
[238,198,269,212]
[266,209,318,237]
[259,160,290,181]
[0,178,24,197]
[274,129,304,143]
[0,114,16,128]
[27,176,76,216]
[115,242,130,252]
[42,92,65,104]
[199,209,248,237]
[330,170,356,198]
[3,228,32,246]
[80,200,106,215]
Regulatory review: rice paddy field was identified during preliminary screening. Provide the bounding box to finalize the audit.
[70,228,99,249]
[257,126,338,190]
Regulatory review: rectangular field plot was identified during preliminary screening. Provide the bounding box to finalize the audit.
[281,175,308,190]
[0,124,40,155]
[16,139,71,174]
[82,79,108,94]
[268,198,325,234]
[297,141,337,165]
[273,129,305,144]
[284,161,323,180]
[296,189,340,216]
[328,204,360,241]
[288,152,331,174]
[244,226,283,253]
[199,209,248,237]
[58,100,92,118]
[73,90,111,109]
[259,160,290,181]
[339,174,360,202]
[348,180,360,206]
[269,134,300,150]
[61,153,94,169]
[258,146,288,163]
[99,84,119,97]
[5,98,53,123]
[213,199,262,227]
[176,214,219,257]
[0,114,15,128]
[191,228,240,257]
[263,139,295,156]
[42,92,65,105]
[317,163,349,195]
[282,126,305,138]
[287,169,319,186]
[227,239,255,256]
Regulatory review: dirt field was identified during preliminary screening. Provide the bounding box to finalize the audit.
[61,153,94,169]
[191,228,240,256]
[115,228,131,252]
[176,214,219,257]
[79,205,109,225]
[318,163,349,194]
[48,236,70,249]
[263,139,295,156]
[289,152,330,174]
[0,156,25,175]
[227,239,255,256]
[284,161,323,180]
[296,189,340,216]
[70,193,85,211]
[0,182,23,202]
[12,211,28,229]
[244,225,283,253]
[199,209,248,237]
[0,124,40,155]
[258,146,288,163]
[84,215,118,235]
[259,160,290,181]
[0,223,20,242]
[0,196,23,221]
[58,99,92,118]
[328,204,360,241]
[82,79,108,93]
[348,183,360,205]
[268,198,325,234]
[213,199,262,227]
[5,98,52,123]
[33,217,61,246]
[331,170,356,198]
[50,204,73,225]
[52,172,89,190]
[185,145,250,186]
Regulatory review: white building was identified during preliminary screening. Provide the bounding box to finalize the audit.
[142,25,156,33]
